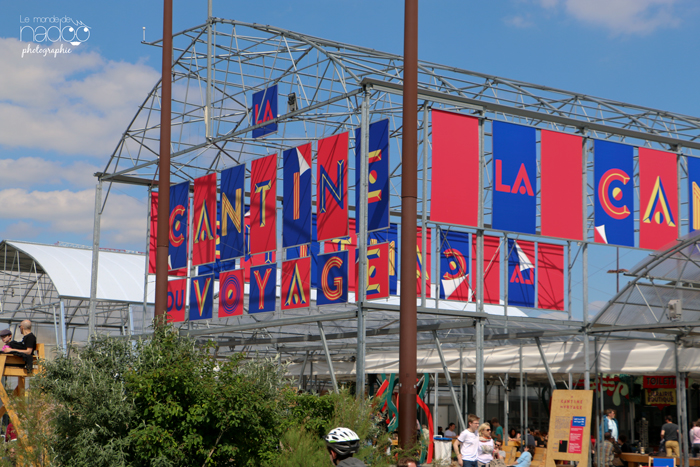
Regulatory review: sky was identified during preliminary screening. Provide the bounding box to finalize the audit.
[1,0,699,314]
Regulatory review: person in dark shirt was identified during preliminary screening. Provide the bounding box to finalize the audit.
[1,321,36,371]
[661,415,680,458]
[617,435,632,453]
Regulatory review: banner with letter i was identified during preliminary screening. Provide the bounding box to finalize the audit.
[250,154,277,254]
[283,143,312,248]
[192,173,217,266]
[355,119,390,232]
[169,181,190,271]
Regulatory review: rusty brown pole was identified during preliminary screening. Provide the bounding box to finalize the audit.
[399,0,418,449]
[154,0,173,327]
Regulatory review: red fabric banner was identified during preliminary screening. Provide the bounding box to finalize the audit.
[250,154,277,254]
[473,235,500,304]
[540,130,583,240]
[431,110,479,227]
[639,148,678,250]
[317,132,349,241]
[149,192,187,277]
[363,242,389,300]
[537,243,564,311]
[192,173,217,265]
[218,269,244,317]
[324,218,356,292]
[281,257,311,310]
[417,227,431,297]
[243,210,276,282]
[166,278,187,323]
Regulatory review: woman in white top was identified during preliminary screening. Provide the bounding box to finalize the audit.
[477,423,496,467]
[690,419,700,457]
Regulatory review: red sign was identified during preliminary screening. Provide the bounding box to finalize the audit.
[643,375,686,389]
[250,154,277,254]
[317,132,349,241]
[192,173,217,265]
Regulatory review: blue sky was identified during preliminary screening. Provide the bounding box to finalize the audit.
[1,0,698,314]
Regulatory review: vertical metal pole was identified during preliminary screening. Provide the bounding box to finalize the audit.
[524,372,529,441]
[52,305,60,356]
[143,187,153,325]
[595,338,603,467]
[475,320,484,421]
[504,373,509,443]
[460,346,464,430]
[675,340,688,467]
[318,322,338,393]
[205,0,212,139]
[582,136,590,391]
[59,299,66,354]
[433,331,466,429]
[155,0,173,326]
[535,337,557,391]
[298,350,309,391]
[567,241,572,320]
[356,87,370,399]
[128,304,134,336]
[88,180,103,338]
[520,344,524,446]
[421,104,429,307]
[434,372,439,437]
[399,0,418,449]
[504,233,508,323]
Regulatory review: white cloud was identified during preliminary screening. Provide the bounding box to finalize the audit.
[539,0,681,35]
[0,38,159,158]
[0,188,146,247]
[0,157,100,189]
[504,15,535,28]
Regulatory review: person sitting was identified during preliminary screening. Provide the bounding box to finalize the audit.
[617,435,632,454]
[508,444,534,467]
[508,428,522,444]
[0,320,36,371]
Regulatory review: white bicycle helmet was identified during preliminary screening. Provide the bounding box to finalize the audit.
[325,427,361,456]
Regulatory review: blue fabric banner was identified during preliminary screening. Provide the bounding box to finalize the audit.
[355,119,390,232]
[252,85,277,138]
[439,230,471,302]
[189,274,214,321]
[220,165,245,261]
[492,121,537,234]
[283,144,312,247]
[317,250,349,305]
[594,140,634,247]
[287,214,320,288]
[689,156,700,233]
[249,264,276,313]
[168,181,189,270]
[507,239,535,308]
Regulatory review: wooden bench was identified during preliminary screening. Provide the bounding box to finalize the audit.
[531,447,547,467]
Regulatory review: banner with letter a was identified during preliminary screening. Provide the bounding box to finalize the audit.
[417,227,432,297]
[594,140,634,247]
[250,154,277,254]
[317,132,349,241]
[220,165,245,260]
[639,148,678,250]
[439,230,471,302]
[541,130,583,240]
[252,85,277,138]
[355,119,390,232]
[189,274,214,321]
[317,251,349,305]
[282,257,310,310]
[492,121,536,234]
[431,110,479,227]
[167,278,187,323]
[473,235,500,304]
[689,157,700,233]
[507,239,535,308]
[192,173,217,266]
[249,264,276,313]
[218,269,244,317]
[362,242,390,301]
[538,243,564,311]
[283,143,312,248]
[169,181,190,271]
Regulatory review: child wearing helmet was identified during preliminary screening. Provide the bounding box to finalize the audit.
[325,427,366,466]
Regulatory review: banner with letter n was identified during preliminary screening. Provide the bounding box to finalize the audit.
[473,235,500,304]
[169,181,190,271]
[252,85,277,138]
[492,121,537,234]
[355,119,390,232]
[538,243,564,311]
[317,250,349,305]
[507,239,535,308]
[166,278,187,323]
[250,154,277,254]
[540,130,583,241]
[283,143,312,248]
[249,264,276,313]
[439,230,471,302]
[431,110,480,228]
[594,140,634,247]
[639,148,678,250]
[317,132,349,241]
[218,269,244,317]
[220,165,245,261]
[192,173,217,266]
[281,257,311,310]
[189,274,214,321]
